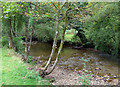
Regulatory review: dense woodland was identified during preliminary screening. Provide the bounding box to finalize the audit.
[0,1,120,85]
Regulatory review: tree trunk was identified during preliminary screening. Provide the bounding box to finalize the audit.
[8,18,14,49]
[39,8,68,77]
[44,8,60,71]
[24,22,28,61]
[24,20,34,61]
[28,23,34,54]
[47,10,68,75]
[24,4,33,61]
[12,16,16,37]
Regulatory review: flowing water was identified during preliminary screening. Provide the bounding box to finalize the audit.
[29,42,120,80]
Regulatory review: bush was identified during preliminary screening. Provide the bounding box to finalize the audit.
[84,3,119,56]
[26,56,33,63]
[35,24,55,42]
[1,36,24,53]
[71,35,82,43]
[78,58,93,85]
[13,36,24,53]
[1,36,8,47]
[35,23,62,42]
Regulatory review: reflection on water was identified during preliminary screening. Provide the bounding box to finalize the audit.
[29,42,119,77]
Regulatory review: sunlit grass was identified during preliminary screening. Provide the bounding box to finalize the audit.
[1,47,51,85]
[65,34,74,41]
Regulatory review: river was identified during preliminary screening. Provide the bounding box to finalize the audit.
[29,42,120,81]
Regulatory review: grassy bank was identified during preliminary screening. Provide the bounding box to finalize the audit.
[0,47,51,86]
[64,34,74,42]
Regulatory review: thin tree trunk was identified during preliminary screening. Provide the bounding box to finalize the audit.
[47,11,68,75]
[44,8,60,71]
[8,18,14,49]
[24,22,28,61]
[39,2,69,77]
[12,16,16,37]
[48,34,65,74]
[28,23,34,54]
[24,4,33,61]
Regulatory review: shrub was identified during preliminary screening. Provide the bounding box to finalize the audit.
[1,36,24,53]
[1,36,8,47]
[26,56,33,63]
[78,58,93,85]
[13,36,24,53]
[35,24,55,42]
[84,3,119,56]
[35,23,62,42]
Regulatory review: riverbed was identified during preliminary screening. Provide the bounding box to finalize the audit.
[29,42,120,84]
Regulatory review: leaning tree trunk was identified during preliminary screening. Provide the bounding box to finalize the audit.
[47,11,68,75]
[43,8,60,71]
[8,18,14,49]
[39,9,68,78]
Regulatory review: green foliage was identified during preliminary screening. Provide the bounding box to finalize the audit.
[26,56,33,63]
[1,36,24,53]
[78,58,93,85]
[64,34,74,41]
[82,57,89,63]
[13,36,24,53]
[2,2,22,18]
[15,14,25,33]
[35,23,55,42]
[2,2,119,57]
[71,35,82,43]
[1,36,8,47]
[79,72,92,86]
[84,2,120,56]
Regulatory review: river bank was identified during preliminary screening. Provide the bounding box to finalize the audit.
[1,47,51,85]
[1,47,119,86]
[29,42,120,85]
[27,63,119,85]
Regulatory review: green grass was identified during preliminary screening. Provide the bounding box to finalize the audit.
[65,34,74,41]
[0,47,51,86]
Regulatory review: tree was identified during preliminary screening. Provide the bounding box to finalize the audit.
[84,2,120,56]
[2,2,35,59]
[2,2,22,49]
[67,2,96,46]
[38,2,72,77]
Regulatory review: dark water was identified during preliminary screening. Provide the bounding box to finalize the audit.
[29,42,120,79]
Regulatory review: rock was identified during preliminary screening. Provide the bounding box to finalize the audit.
[94,67,101,70]
[104,75,109,78]
[22,77,25,80]
[96,76,103,80]
[50,78,55,83]
[2,82,4,84]
[110,79,119,85]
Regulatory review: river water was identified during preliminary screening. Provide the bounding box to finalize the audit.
[29,42,120,80]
